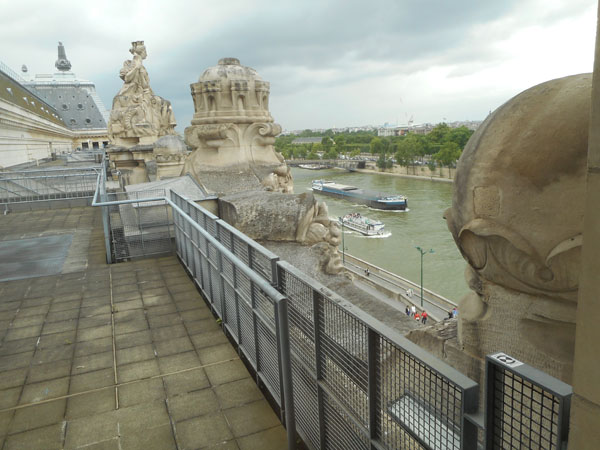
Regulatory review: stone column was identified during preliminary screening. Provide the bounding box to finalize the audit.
[569,2,600,447]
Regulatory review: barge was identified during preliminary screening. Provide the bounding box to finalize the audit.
[312,180,408,210]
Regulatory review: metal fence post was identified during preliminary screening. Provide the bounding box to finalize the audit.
[313,289,327,449]
[276,298,296,450]
[367,328,379,449]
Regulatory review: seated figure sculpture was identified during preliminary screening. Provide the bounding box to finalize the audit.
[108,41,176,146]
[445,73,591,383]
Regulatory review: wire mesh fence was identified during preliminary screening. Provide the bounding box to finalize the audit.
[171,192,289,409]
[485,353,572,450]
[0,167,100,204]
[277,260,478,450]
[98,190,573,450]
[103,189,173,261]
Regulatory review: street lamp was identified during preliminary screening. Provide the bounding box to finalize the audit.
[340,218,346,264]
[415,246,434,308]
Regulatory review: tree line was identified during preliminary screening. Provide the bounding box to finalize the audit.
[275,124,475,169]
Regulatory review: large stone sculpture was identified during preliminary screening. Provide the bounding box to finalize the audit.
[183,58,292,194]
[445,73,590,383]
[183,58,341,274]
[108,41,176,147]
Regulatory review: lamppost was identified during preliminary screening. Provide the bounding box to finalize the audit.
[341,219,346,264]
[415,246,434,308]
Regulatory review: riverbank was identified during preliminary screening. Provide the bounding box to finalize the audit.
[355,163,454,183]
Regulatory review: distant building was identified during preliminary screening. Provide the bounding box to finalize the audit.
[0,43,110,167]
[377,126,409,137]
[22,42,110,150]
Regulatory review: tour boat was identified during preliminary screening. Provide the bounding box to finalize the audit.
[312,180,408,210]
[299,164,327,170]
[339,213,385,236]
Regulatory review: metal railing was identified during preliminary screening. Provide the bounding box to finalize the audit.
[485,353,572,450]
[0,166,101,205]
[90,181,573,449]
[92,186,296,449]
[277,260,478,450]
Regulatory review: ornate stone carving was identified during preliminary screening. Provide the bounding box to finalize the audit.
[108,41,176,147]
[445,74,591,382]
[183,58,292,193]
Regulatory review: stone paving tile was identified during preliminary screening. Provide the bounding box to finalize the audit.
[115,329,152,350]
[0,336,38,357]
[158,351,200,375]
[198,342,239,365]
[64,409,119,449]
[20,376,69,404]
[117,358,160,383]
[120,423,177,450]
[118,377,165,408]
[66,389,116,420]
[10,398,67,434]
[27,359,71,383]
[205,359,251,386]
[151,323,187,341]
[0,367,28,390]
[116,343,156,366]
[237,426,288,450]
[69,368,115,394]
[169,387,221,422]
[214,378,264,410]
[154,336,194,357]
[0,208,287,449]
[176,412,234,449]
[224,399,282,438]
[163,368,210,397]
[71,350,113,374]
[4,422,65,450]
[74,336,113,357]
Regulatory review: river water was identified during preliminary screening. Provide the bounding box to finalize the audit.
[291,167,469,302]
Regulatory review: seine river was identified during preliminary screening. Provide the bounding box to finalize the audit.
[291,167,469,303]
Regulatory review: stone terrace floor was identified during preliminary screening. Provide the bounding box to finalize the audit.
[0,206,287,449]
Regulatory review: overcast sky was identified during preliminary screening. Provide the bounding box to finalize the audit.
[1,0,596,132]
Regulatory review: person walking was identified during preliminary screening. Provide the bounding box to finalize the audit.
[421,311,428,325]
[410,305,416,317]
[405,306,410,316]
[414,312,420,322]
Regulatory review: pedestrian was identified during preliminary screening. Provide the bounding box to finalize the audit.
[364,268,370,277]
[452,307,458,318]
[405,306,410,316]
[414,312,420,322]
[447,310,453,320]
[421,311,428,325]
[410,305,416,317]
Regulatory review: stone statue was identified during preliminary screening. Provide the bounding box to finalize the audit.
[183,58,342,274]
[182,58,292,194]
[445,73,591,383]
[108,41,176,146]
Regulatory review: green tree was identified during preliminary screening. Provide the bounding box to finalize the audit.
[433,141,462,167]
[446,126,474,149]
[335,135,347,154]
[376,153,393,170]
[307,150,320,160]
[294,146,307,159]
[350,149,361,158]
[321,136,333,150]
[370,137,383,154]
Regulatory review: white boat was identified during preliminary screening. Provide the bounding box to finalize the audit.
[338,213,385,236]
[299,164,327,170]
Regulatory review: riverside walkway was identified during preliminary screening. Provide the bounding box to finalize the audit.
[0,207,286,449]
[342,253,458,322]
